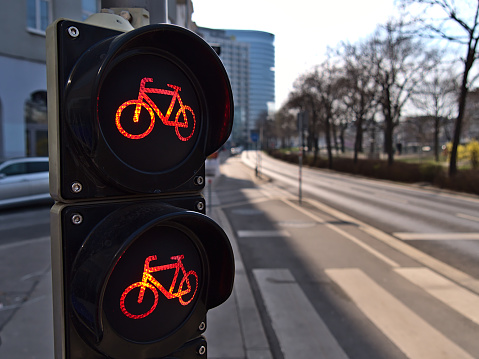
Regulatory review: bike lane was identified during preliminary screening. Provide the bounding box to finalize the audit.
[220,153,479,359]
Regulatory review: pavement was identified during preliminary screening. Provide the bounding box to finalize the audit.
[0,157,273,359]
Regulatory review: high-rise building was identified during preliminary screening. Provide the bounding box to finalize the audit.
[226,30,275,136]
[197,27,249,144]
[198,27,275,144]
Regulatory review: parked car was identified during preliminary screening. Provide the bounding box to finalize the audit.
[0,157,51,209]
[230,146,244,156]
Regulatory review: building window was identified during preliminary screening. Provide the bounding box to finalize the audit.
[25,91,48,156]
[27,0,51,34]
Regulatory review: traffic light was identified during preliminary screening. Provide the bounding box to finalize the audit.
[47,18,234,359]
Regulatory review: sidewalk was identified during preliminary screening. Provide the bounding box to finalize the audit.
[0,237,54,359]
[205,173,272,359]
[0,169,272,358]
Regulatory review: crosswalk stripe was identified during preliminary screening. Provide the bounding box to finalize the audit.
[456,213,479,222]
[304,198,479,294]
[395,267,479,326]
[253,269,348,359]
[237,229,290,238]
[326,268,473,359]
[393,232,479,240]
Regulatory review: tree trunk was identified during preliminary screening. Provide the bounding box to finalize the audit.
[354,116,364,164]
[385,117,394,165]
[313,134,320,163]
[325,118,333,169]
[434,116,440,162]
[340,128,346,153]
[449,49,474,175]
[381,83,395,165]
[332,122,339,154]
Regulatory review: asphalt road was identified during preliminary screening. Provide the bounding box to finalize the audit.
[0,152,478,358]
[245,150,479,279]
[218,152,479,358]
[0,203,52,358]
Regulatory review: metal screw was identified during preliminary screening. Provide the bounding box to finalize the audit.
[198,322,206,331]
[197,345,206,355]
[195,176,204,186]
[71,182,83,193]
[67,26,79,38]
[196,202,205,211]
[71,214,83,225]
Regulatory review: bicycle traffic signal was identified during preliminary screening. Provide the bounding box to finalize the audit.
[48,19,233,200]
[47,18,234,359]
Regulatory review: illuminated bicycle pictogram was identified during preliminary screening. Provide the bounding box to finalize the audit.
[115,77,196,142]
[120,254,198,319]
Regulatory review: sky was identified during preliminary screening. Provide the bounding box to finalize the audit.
[192,0,398,108]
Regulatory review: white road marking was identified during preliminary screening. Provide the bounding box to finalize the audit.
[373,193,408,204]
[254,269,349,359]
[282,199,400,267]
[237,229,290,238]
[304,198,479,295]
[393,232,479,240]
[326,268,473,359]
[0,236,49,251]
[456,213,479,222]
[395,267,479,326]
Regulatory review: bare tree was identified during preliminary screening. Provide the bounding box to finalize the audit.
[398,0,479,174]
[340,41,379,163]
[365,20,439,165]
[288,74,322,160]
[410,69,458,161]
[274,105,297,148]
[287,61,345,168]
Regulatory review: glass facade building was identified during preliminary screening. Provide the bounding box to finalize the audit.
[198,27,275,144]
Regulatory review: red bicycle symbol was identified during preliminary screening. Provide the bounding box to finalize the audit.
[115,77,196,142]
[120,254,198,319]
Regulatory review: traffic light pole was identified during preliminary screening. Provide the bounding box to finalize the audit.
[298,112,304,205]
[47,7,235,358]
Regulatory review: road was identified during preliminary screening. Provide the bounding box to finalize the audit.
[0,204,52,357]
[216,151,479,358]
[246,150,479,279]
[0,152,478,358]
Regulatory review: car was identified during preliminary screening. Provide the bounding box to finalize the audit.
[230,146,244,156]
[0,157,51,209]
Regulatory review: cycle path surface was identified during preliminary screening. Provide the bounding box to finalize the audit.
[0,165,272,359]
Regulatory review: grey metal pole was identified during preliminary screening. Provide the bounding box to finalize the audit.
[298,112,303,205]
